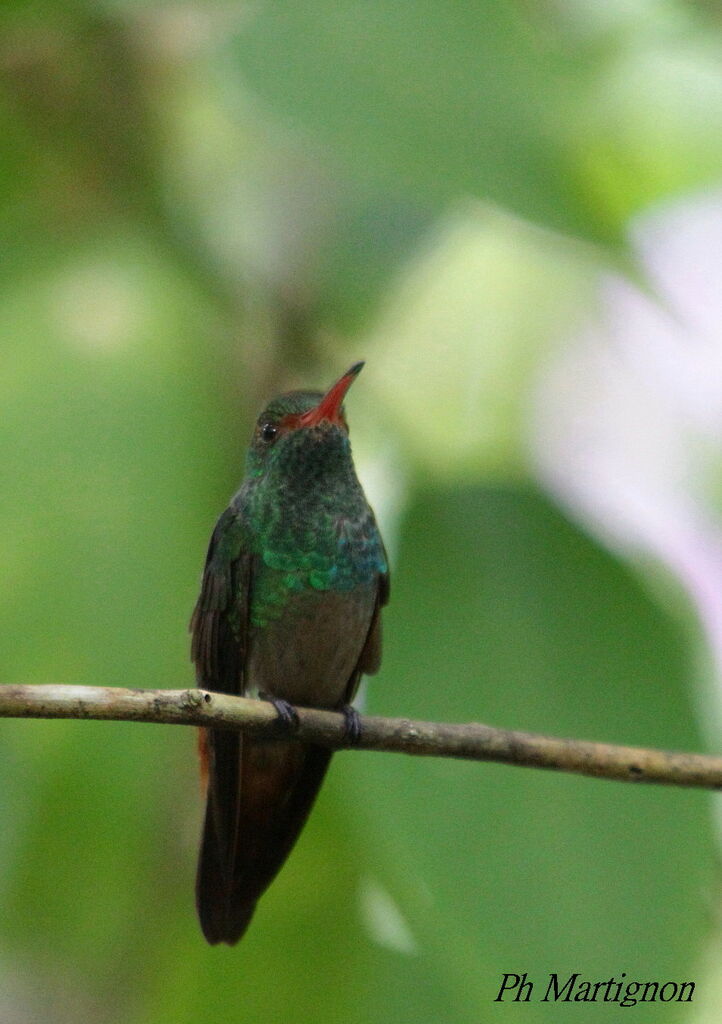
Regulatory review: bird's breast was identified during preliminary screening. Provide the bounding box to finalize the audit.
[245,583,376,707]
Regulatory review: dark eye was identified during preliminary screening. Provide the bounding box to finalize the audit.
[260,422,278,443]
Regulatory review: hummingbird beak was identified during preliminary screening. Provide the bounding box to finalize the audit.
[298,362,364,429]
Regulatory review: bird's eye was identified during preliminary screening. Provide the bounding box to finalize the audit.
[260,422,278,443]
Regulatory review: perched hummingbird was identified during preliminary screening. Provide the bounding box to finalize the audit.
[191,362,389,945]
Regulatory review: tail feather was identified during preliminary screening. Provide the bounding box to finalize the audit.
[196,731,332,945]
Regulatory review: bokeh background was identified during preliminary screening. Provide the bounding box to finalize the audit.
[3,2,722,1021]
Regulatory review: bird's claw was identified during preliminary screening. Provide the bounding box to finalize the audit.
[341,704,362,745]
[259,692,300,734]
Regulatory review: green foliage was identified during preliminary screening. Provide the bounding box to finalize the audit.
[230,2,614,239]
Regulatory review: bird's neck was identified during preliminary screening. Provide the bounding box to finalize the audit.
[251,470,367,547]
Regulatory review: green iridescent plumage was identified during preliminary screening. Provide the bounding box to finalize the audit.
[235,393,387,627]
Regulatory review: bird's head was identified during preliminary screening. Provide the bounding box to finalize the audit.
[245,362,364,484]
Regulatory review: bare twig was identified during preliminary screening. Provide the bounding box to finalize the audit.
[0,683,719,790]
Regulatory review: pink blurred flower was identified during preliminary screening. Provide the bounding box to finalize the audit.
[532,189,722,693]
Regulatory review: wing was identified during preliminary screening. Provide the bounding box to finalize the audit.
[345,537,390,701]
[190,504,253,944]
[190,504,250,695]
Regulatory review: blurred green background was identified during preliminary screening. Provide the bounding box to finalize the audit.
[2,2,722,1022]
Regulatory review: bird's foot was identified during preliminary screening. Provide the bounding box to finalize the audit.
[340,704,362,745]
[259,692,300,735]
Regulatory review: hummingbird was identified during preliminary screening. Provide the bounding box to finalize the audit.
[190,361,389,944]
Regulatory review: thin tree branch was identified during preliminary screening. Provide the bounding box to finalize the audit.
[0,683,720,790]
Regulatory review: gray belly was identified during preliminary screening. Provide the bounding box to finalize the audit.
[245,584,375,707]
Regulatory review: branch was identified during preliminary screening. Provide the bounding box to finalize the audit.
[0,684,719,790]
